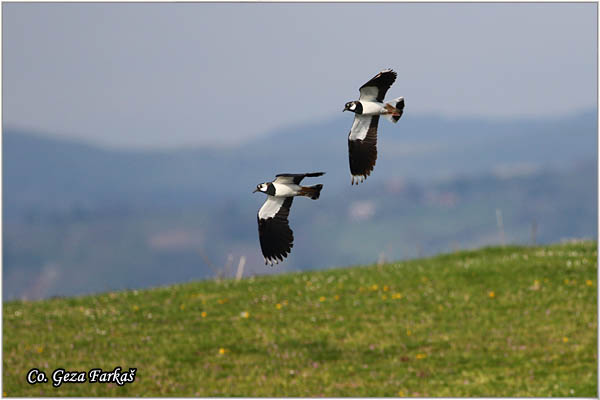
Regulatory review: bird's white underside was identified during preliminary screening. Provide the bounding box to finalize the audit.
[349,114,373,141]
[361,101,384,115]
[272,182,299,197]
[258,195,285,219]
[359,86,380,102]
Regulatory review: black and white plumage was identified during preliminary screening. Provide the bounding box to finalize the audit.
[343,69,405,185]
[253,172,325,266]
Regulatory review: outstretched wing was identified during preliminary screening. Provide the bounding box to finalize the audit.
[348,115,380,185]
[257,196,294,265]
[359,69,397,103]
[274,172,325,185]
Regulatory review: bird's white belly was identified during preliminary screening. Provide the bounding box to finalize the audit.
[273,183,300,197]
[361,101,384,115]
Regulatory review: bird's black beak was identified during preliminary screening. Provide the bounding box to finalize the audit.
[342,108,346,112]
[252,188,259,193]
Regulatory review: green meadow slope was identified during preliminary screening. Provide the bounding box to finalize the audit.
[3,241,597,397]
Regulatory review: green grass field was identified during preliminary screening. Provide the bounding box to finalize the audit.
[3,241,597,397]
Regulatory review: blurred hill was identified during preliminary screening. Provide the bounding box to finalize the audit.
[3,109,597,299]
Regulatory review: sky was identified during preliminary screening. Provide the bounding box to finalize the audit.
[2,3,597,149]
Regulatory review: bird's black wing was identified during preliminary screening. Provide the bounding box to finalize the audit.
[348,115,380,185]
[257,196,294,265]
[359,69,397,103]
[274,172,325,185]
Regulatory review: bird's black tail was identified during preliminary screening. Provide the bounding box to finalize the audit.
[299,184,323,200]
[384,97,405,123]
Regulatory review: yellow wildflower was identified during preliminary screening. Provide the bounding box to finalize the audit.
[319,296,326,302]
[132,305,139,311]
[276,303,282,309]
[383,285,389,292]
[586,280,593,286]
[180,304,185,310]
[201,311,207,318]
[488,291,495,299]
[371,284,378,291]
[334,295,340,300]
[218,348,226,355]
[36,346,43,354]
[240,311,249,318]
[406,329,412,336]
[392,293,403,299]
[562,337,569,343]
[416,353,427,359]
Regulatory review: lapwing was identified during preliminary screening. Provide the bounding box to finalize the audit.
[253,172,325,266]
[343,69,405,185]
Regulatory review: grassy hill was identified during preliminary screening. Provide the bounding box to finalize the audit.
[3,241,597,396]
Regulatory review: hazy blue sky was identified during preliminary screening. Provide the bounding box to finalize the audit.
[3,3,597,149]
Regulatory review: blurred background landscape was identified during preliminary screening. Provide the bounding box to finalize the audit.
[4,110,596,299]
[3,3,597,300]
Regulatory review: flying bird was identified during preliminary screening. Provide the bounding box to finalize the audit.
[253,172,325,266]
[343,69,405,185]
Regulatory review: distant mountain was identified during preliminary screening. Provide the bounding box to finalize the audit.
[4,109,596,218]
[242,109,597,181]
[3,110,597,299]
